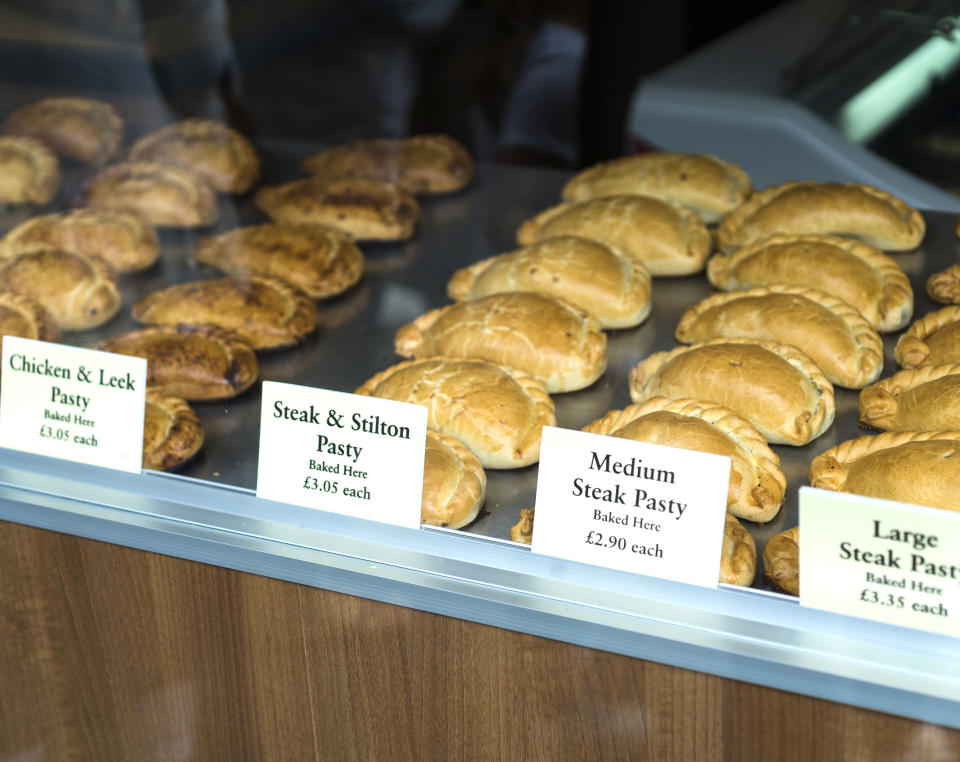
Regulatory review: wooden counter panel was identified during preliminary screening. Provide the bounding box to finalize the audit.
[2,519,959,761]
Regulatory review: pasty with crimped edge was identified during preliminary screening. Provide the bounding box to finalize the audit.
[0,136,59,204]
[129,119,261,194]
[926,262,960,304]
[715,180,925,253]
[706,234,913,332]
[510,507,534,543]
[582,397,785,522]
[254,176,419,241]
[675,284,883,389]
[95,324,258,401]
[894,305,960,368]
[562,152,751,223]
[300,134,473,195]
[859,364,960,432]
[515,195,711,277]
[81,161,217,227]
[628,338,835,446]
[763,526,799,596]
[3,97,123,163]
[421,431,486,529]
[194,223,364,300]
[132,276,316,351]
[355,358,555,469]
[394,292,607,393]
[0,209,158,274]
[809,431,960,512]
[142,390,204,471]
[0,292,59,382]
[0,249,119,331]
[446,236,652,330]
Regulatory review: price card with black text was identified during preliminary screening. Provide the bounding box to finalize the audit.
[800,487,960,637]
[531,426,730,587]
[257,380,428,528]
[0,336,147,472]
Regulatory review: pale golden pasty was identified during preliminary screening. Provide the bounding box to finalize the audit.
[142,390,204,471]
[676,284,883,389]
[716,180,925,253]
[3,97,123,163]
[810,431,960,511]
[510,507,534,543]
[447,236,652,329]
[706,234,913,332]
[355,358,555,469]
[394,292,607,393]
[562,152,751,223]
[859,364,960,431]
[629,338,835,446]
[894,305,960,368]
[0,136,59,204]
[194,223,364,299]
[421,430,486,528]
[763,526,799,596]
[926,262,960,304]
[582,397,786,522]
[515,195,711,276]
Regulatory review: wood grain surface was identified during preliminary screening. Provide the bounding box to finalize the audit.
[2,518,958,761]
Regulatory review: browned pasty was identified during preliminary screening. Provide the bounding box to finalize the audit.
[927,262,960,304]
[3,97,123,163]
[421,430,486,529]
[859,364,960,432]
[763,526,799,596]
[142,390,204,471]
[0,292,59,381]
[0,136,59,204]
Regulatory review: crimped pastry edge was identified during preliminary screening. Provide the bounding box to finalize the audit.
[142,390,204,471]
[859,363,960,430]
[0,135,60,204]
[763,525,799,596]
[3,97,124,162]
[421,430,486,529]
[0,290,60,343]
[894,305,960,368]
[510,507,535,544]
[721,512,757,586]
[927,262,960,304]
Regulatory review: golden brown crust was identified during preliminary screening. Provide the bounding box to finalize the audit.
[394,292,607,393]
[0,136,59,204]
[0,292,60,380]
[300,134,473,194]
[95,324,258,401]
[582,397,785,522]
[446,236,652,329]
[421,430,486,528]
[763,526,799,596]
[515,195,711,277]
[355,358,555,469]
[142,390,204,471]
[0,208,158,274]
[927,262,960,304]
[894,305,960,368]
[859,364,960,431]
[628,338,835,446]
[810,431,960,511]
[720,512,756,586]
[194,223,364,299]
[562,152,752,223]
[676,284,883,389]
[129,119,260,194]
[81,161,218,227]
[131,276,316,351]
[3,97,123,163]
[510,507,535,544]
[706,234,913,332]
[254,176,419,241]
[716,181,926,253]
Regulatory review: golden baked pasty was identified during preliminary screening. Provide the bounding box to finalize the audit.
[562,152,751,223]
[763,526,799,596]
[394,292,607,393]
[927,262,960,304]
[810,431,960,511]
[675,285,883,389]
[142,390,204,471]
[96,324,258,401]
[0,249,119,330]
[706,234,913,332]
[447,236,652,329]
[515,195,711,277]
[300,134,473,194]
[0,136,59,204]
[716,180,925,253]
[3,97,123,163]
[421,430,486,528]
[355,358,555,469]
[81,161,218,227]
[0,292,59,381]
[132,276,316,351]
[894,305,960,368]
[129,119,260,194]
[582,397,786,522]
[629,338,835,446]
[0,209,158,274]
[194,223,364,299]
[510,507,534,543]
[254,176,419,241]
[859,364,960,432]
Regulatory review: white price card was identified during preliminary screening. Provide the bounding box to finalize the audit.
[800,487,960,637]
[257,380,428,528]
[0,336,146,472]
[531,426,730,587]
